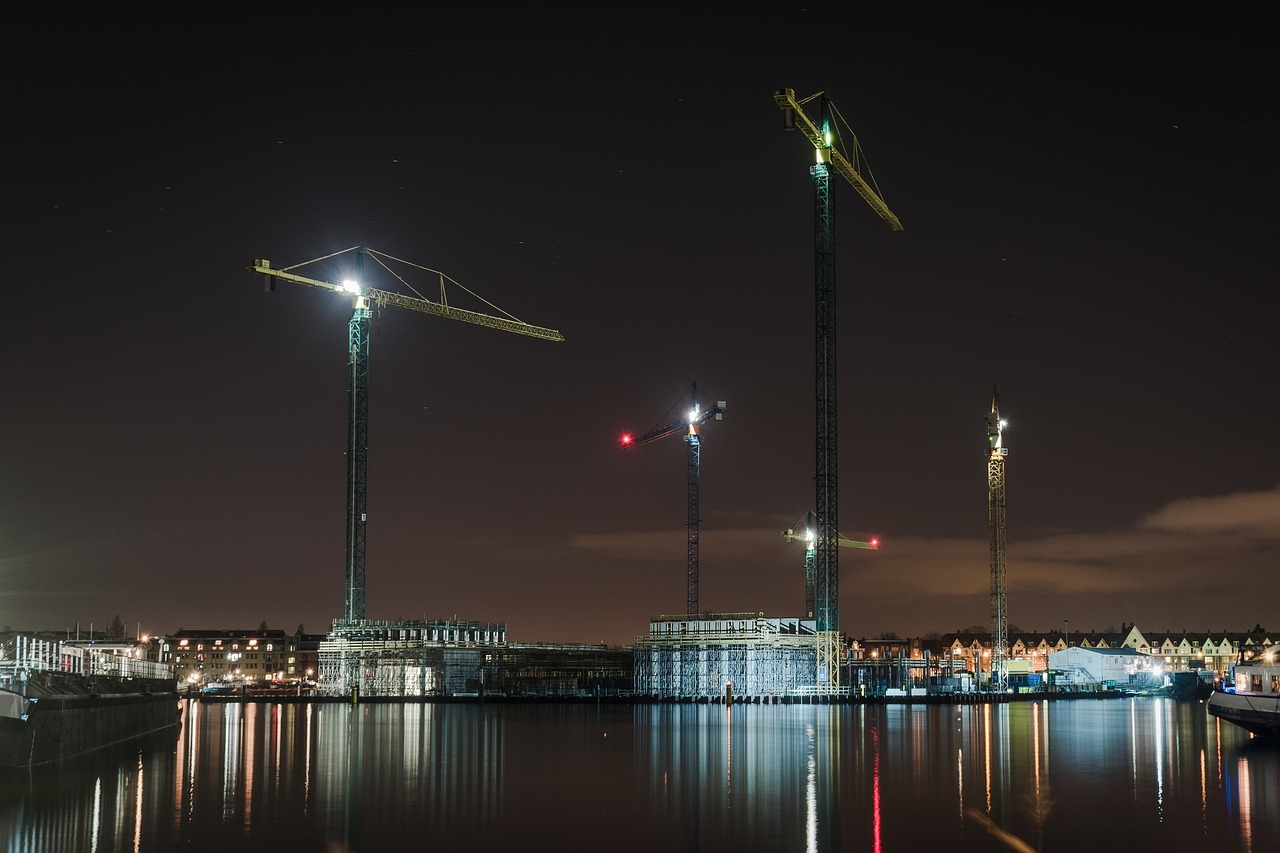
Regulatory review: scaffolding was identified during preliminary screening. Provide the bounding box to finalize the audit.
[318,619,505,697]
[316,619,632,698]
[632,614,820,698]
[4,635,173,684]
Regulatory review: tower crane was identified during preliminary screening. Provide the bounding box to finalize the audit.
[620,382,727,618]
[782,511,879,622]
[250,246,563,627]
[775,87,903,688]
[986,387,1009,691]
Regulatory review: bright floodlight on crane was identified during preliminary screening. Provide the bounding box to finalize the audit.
[622,382,726,618]
[783,511,879,622]
[251,246,563,635]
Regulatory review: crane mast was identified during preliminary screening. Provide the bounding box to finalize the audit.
[251,247,563,629]
[621,382,727,618]
[776,88,902,688]
[782,511,878,620]
[346,252,370,623]
[986,387,1009,691]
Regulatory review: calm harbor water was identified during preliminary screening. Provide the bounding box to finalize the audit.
[2,696,1278,852]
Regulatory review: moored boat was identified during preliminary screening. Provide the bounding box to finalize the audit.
[1206,647,1280,736]
[2,635,180,767]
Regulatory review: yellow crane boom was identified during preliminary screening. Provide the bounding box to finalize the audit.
[251,256,564,342]
[773,88,903,231]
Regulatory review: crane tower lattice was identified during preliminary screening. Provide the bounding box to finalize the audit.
[775,88,902,688]
[986,387,1009,691]
[621,382,726,618]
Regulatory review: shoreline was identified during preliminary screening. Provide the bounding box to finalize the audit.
[188,689,1137,706]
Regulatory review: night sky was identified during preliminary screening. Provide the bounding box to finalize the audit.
[3,7,1276,646]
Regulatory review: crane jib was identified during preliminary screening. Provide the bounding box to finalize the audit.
[370,290,564,342]
[250,260,564,342]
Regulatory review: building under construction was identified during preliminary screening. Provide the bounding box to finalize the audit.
[317,619,631,698]
[632,613,824,698]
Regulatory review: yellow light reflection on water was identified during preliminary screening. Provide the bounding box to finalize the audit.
[304,703,313,814]
[272,704,282,800]
[1154,698,1165,818]
[1032,702,1042,801]
[1237,754,1253,852]
[243,703,256,827]
[133,750,143,853]
[983,704,993,812]
[1199,748,1207,830]
[804,722,816,853]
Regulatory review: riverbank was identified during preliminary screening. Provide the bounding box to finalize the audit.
[3,675,180,767]
[189,689,1127,706]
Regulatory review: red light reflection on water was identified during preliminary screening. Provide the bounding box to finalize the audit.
[871,726,882,853]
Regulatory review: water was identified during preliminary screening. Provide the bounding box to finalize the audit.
[2,696,1278,852]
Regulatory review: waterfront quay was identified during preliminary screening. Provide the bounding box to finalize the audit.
[188,688,1126,706]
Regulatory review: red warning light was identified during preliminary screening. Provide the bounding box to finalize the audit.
[620,433,634,447]
[870,537,880,548]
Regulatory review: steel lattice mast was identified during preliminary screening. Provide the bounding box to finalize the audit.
[252,247,563,626]
[812,148,841,686]
[775,88,902,688]
[621,382,727,618]
[685,412,702,617]
[986,388,1009,690]
[346,261,371,623]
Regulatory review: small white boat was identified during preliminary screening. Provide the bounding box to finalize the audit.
[1207,647,1280,736]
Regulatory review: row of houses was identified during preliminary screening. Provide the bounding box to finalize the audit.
[860,623,1279,680]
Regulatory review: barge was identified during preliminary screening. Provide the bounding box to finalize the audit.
[2,635,180,767]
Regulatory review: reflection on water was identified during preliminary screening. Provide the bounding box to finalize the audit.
[2,697,1279,852]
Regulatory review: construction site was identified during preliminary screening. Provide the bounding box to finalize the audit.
[246,90,1017,702]
[315,620,631,699]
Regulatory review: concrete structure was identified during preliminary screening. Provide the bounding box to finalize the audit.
[316,619,631,698]
[633,614,820,698]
